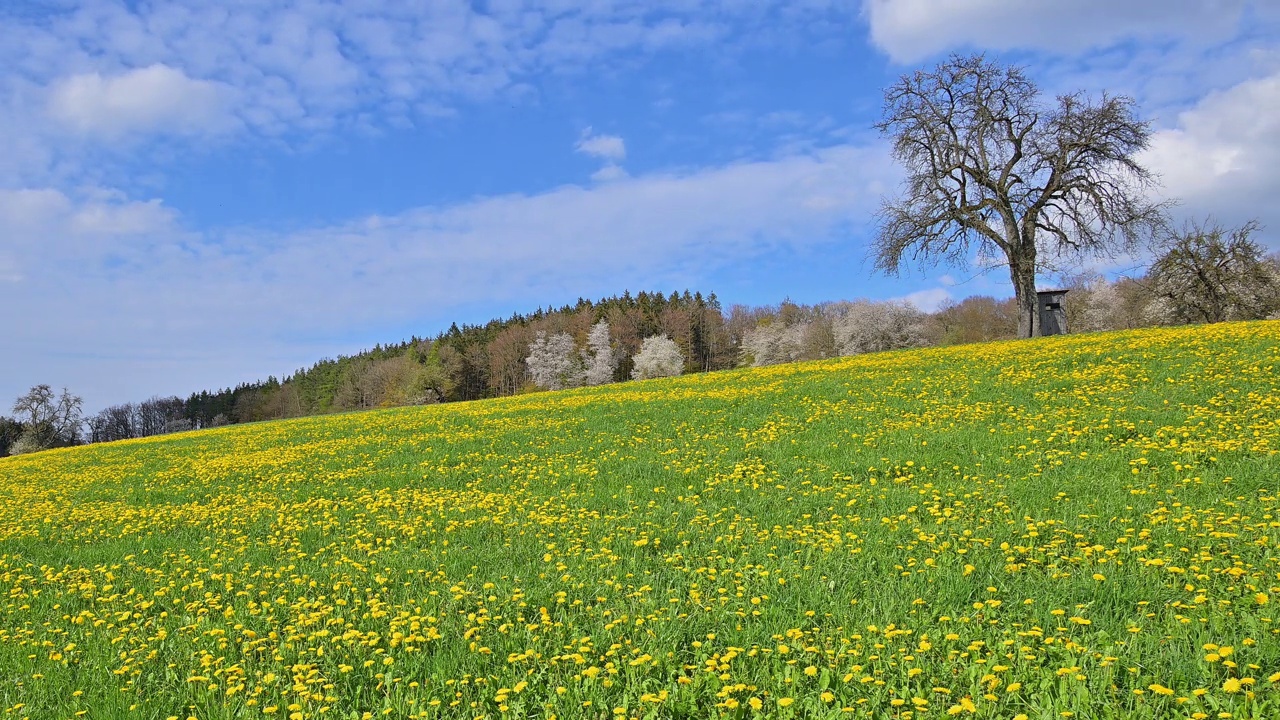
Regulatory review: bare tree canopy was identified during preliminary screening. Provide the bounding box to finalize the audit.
[10,384,82,452]
[874,53,1168,337]
[1147,219,1280,324]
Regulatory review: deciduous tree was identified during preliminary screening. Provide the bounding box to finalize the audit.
[832,301,928,355]
[581,321,618,386]
[10,384,82,451]
[1147,220,1280,324]
[526,331,585,390]
[874,54,1167,337]
[631,335,684,380]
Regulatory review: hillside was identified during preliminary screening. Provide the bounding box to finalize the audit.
[2,322,1279,719]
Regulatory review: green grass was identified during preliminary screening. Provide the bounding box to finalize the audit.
[1,322,1279,720]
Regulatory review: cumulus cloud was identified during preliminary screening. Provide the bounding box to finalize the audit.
[576,129,627,162]
[1141,71,1280,239]
[577,128,628,182]
[864,0,1248,63]
[47,64,237,139]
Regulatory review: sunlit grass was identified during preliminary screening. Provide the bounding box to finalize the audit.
[2,322,1279,719]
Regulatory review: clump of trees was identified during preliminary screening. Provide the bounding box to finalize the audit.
[85,396,191,444]
[5,247,1278,457]
[524,321,625,390]
[739,300,929,366]
[1057,220,1280,332]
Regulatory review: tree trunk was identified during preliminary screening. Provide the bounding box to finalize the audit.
[1010,256,1040,339]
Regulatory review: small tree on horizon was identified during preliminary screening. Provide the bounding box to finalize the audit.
[11,384,83,453]
[874,53,1168,338]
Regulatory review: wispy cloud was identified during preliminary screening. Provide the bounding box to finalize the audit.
[0,0,856,188]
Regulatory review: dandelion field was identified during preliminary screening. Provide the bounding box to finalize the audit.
[2,323,1280,720]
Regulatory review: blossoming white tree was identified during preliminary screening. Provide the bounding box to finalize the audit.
[832,301,928,355]
[581,321,618,386]
[630,335,684,380]
[525,332,585,390]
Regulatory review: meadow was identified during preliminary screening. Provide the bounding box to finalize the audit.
[2,322,1279,720]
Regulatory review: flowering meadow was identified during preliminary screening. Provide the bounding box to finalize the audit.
[2,322,1279,720]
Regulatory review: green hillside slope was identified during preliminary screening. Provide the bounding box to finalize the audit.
[2,322,1279,719]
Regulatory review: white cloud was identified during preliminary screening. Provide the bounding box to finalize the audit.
[0,187,182,275]
[0,2,849,155]
[1141,71,1280,244]
[896,287,951,312]
[576,129,627,162]
[577,128,628,183]
[590,164,628,183]
[47,64,237,139]
[864,0,1247,63]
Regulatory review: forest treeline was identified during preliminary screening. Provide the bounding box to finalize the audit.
[186,290,733,428]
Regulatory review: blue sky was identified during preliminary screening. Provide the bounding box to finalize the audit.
[2,0,1279,412]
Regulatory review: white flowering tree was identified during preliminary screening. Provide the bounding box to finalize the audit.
[832,301,928,356]
[525,331,585,390]
[630,335,684,380]
[741,322,808,367]
[581,321,618,386]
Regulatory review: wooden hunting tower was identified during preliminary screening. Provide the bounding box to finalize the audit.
[1037,289,1069,336]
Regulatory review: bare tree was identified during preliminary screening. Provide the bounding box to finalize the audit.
[11,384,82,451]
[487,325,533,396]
[874,54,1168,337]
[1147,219,1280,324]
